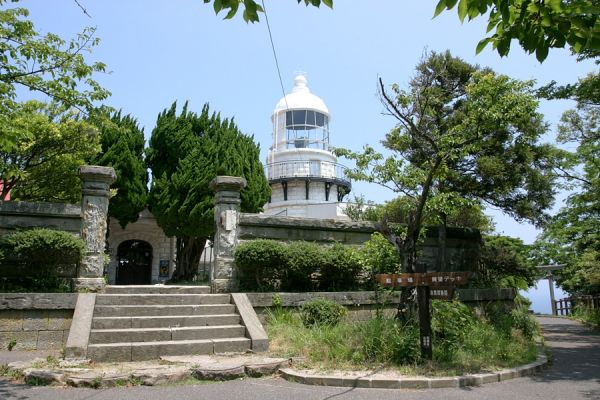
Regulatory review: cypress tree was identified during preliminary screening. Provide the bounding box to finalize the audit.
[89,109,148,228]
[147,102,270,280]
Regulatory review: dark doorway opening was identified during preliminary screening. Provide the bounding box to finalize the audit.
[116,240,152,285]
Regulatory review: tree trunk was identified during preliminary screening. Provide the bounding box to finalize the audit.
[172,236,206,281]
[396,234,419,322]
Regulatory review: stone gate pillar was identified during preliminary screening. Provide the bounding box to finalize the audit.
[75,166,116,291]
[209,176,246,293]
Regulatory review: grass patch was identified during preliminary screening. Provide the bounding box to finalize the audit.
[572,305,600,329]
[267,302,539,375]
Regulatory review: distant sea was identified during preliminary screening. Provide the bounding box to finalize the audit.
[521,279,568,315]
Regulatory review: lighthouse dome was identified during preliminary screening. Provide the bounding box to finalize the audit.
[273,74,329,115]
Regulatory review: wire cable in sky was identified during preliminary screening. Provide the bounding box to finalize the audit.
[261,0,289,111]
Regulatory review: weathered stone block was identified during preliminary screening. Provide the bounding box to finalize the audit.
[211,279,237,293]
[37,330,64,350]
[0,331,38,350]
[213,258,235,279]
[0,310,23,331]
[23,310,49,331]
[47,310,72,330]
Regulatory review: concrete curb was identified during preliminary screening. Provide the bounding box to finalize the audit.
[1,350,548,390]
[278,351,548,389]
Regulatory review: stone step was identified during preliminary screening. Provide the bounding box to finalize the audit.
[95,294,230,306]
[90,325,246,344]
[94,304,236,317]
[92,314,241,329]
[104,285,211,294]
[87,337,252,362]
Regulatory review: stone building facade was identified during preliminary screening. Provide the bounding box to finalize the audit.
[106,209,175,285]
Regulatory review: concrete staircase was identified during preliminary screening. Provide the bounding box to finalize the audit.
[85,286,255,362]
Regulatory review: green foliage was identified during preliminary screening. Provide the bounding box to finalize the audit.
[533,71,599,295]
[319,243,362,291]
[356,317,421,365]
[282,241,322,291]
[147,102,270,279]
[0,1,109,151]
[0,228,84,292]
[336,51,560,277]
[483,299,539,340]
[0,228,85,267]
[344,194,385,222]
[475,235,539,290]
[268,304,536,370]
[432,300,538,366]
[358,232,400,277]
[434,0,599,61]
[235,239,365,291]
[432,300,476,353]
[300,298,347,327]
[235,239,286,291]
[0,101,101,202]
[88,109,148,228]
[573,303,600,328]
[204,0,333,23]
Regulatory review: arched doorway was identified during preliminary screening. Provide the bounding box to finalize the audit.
[116,240,152,285]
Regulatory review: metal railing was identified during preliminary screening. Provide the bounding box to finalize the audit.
[266,160,351,188]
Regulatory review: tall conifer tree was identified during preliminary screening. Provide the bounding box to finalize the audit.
[89,109,148,228]
[147,102,270,280]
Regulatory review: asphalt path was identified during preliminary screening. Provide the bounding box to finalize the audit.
[1,316,598,400]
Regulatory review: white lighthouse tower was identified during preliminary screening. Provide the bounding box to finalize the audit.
[263,74,351,218]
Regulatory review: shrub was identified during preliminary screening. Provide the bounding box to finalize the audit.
[358,232,401,276]
[432,300,477,359]
[281,241,322,291]
[300,298,347,327]
[319,243,362,291]
[0,228,85,268]
[358,317,420,365]
[482,299,538,340]
[234,239,286,291]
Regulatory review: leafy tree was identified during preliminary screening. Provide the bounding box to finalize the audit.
[0,1,109,150]
[88,109,148,228]
[538,71,600,106]
[336,51,561,293]
[533,72,599,295]
[202,0,597,61]
[147,102,270,280]
[476,235,538,290]
[434,0,599,62]
[0,100,100,202]
[204,0,332,22]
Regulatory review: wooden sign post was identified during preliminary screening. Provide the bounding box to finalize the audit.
[375,271,470,360]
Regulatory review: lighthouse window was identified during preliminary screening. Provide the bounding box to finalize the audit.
[305,111,316,125]
[286,110,328,129]
[315,112,326,127]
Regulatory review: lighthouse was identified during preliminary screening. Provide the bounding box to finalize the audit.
[263,74,351,218]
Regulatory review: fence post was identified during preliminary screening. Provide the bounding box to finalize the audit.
[75,166,116,291]
[209,176,246,293]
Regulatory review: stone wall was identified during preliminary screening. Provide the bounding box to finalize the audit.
[238,213,377,244]
[0,201,81,237]
[0,294,76,351]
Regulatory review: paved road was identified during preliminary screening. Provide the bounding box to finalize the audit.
[1,317,598,400]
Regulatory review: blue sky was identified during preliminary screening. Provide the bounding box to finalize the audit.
[19,0,595,310]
